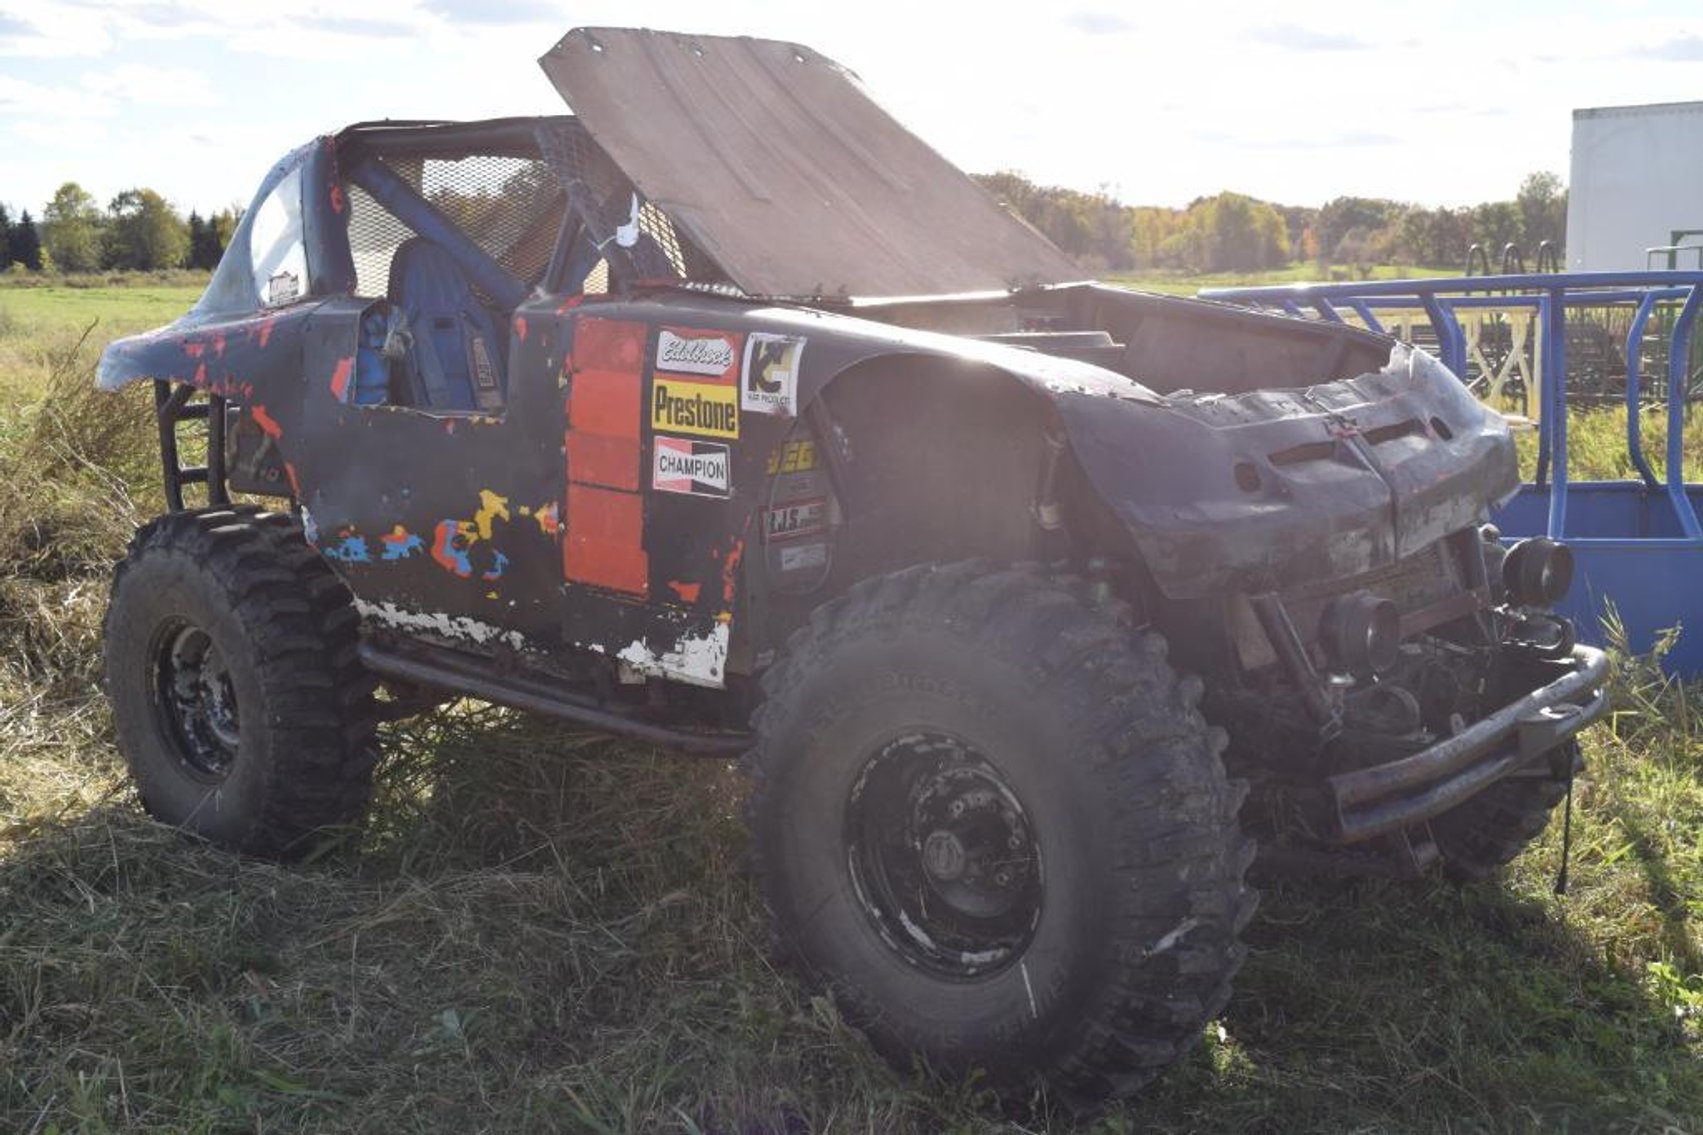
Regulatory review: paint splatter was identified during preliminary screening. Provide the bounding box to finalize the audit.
[380,525,424,561]
[329,357,354,402]
[252,405,283,439]
[721,537,744,606]
[431,520,474,578]
[323,532,372,563]
[533,501,560,536]
[481,550,509,582]
[669,580,702,604]
[471,490,511,540]
[513,316,528,342]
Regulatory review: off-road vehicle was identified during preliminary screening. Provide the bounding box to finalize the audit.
[97,27,1606,1104]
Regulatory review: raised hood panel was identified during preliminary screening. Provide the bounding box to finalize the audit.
[538,27,1079,298]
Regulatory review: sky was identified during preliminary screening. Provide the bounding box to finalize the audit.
[0,0,1699,220]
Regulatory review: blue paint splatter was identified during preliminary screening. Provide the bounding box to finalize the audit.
[323,534,371,563]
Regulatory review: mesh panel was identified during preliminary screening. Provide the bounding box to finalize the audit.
[347,183,417,297]
[536,118,736,293]
[374,151,563,290]
[342,119,735,302]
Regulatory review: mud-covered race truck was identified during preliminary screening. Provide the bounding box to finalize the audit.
[95,27,1606,1105]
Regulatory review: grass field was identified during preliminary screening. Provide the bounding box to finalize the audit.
[1,283,1700,1133]
[1106,264,1457,297]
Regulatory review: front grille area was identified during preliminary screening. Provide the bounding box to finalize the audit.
[1227,538,1463,671]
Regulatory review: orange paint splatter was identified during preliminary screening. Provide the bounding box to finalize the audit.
[184,341,205,359]
[252,405,283,439]
[557,295,584,314]
[513,316,528,342]
[284,462,301,497]
[329,357,354,402]
[192,362,207,386]
[329,183,345,214]
[257,320,275,349]
[721,537,744,606]
[212,334,227,357]
[668,580,702,604]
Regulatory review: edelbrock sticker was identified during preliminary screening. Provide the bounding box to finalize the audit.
[653,435,732,498]
[742,332,804,416]
[657,328,739,378]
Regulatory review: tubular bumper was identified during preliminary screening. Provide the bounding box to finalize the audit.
[1327,645,1609,843]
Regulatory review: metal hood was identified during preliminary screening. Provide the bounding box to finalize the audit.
[538,27,1080,298]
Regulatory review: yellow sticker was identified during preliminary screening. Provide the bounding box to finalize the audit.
[765,438,820,476]
[652,378,739,439]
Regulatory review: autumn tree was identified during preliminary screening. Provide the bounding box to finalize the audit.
[41,182,105,272]
[105,188,190,270]
[1516,171,1566,253]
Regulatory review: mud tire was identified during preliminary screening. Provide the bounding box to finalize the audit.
[745,562,1257,1105]
[103,506,378,857]
[1431,741,1580,880]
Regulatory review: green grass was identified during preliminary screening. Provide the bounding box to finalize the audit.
[0,284,206,340]
[1107,263,1457,297]
[0,284,1700,1133]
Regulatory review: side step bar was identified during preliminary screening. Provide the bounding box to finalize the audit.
[357,640,750,757]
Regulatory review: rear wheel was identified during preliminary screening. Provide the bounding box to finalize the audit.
[746,562,1256,1104]
[103,507,378,857]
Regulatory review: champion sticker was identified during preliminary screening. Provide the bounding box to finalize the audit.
[764,497,827,542]
[653,435,732,498]
[742,332,804,417]
[657,328,740,379]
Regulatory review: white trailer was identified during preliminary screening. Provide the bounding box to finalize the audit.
[1566,100,1703,272]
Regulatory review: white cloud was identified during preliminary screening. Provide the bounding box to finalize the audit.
[82,62,219,107]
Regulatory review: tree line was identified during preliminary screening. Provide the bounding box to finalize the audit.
[3,170,1568,278]
[971,171,1568,274]
[0,182,239,274]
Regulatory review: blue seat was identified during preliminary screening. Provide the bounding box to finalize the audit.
[387,238,506,412]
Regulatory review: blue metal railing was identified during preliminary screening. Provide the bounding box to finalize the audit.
[1201,271,1703,670]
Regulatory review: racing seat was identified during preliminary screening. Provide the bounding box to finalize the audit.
[387,237,507,412]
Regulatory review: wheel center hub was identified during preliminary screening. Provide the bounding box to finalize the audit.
[921,829,967,881]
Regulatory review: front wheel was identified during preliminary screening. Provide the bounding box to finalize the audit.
[103,507,378,857]
[745,563,1256,1104]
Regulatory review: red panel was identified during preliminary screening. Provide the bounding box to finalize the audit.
[564,484,648,595]
[566,430,640,491]
[570,316,648,375]
[570,366,643,438]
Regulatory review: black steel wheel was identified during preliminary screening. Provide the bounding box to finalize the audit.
[847,732,1042,978]
[103,507,378,856]
[746,562,1257,1105]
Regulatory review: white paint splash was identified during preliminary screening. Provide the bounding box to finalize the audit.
[605,620,730,689]
[355,599,529,652]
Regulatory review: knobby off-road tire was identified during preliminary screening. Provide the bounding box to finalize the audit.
[1431,740,1581,880]
[103,506,378,857]
[745,562,1257,1105]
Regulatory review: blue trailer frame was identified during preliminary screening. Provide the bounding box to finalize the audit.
[1201,271,1703,674]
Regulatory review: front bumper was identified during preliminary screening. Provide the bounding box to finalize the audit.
[1327,644,1609,843]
